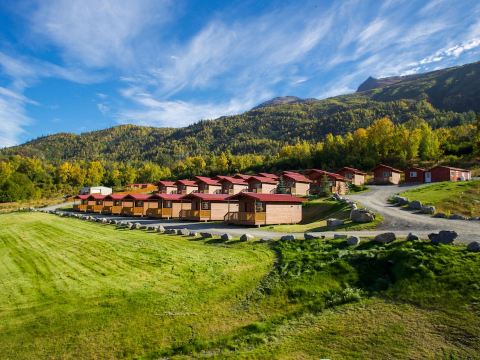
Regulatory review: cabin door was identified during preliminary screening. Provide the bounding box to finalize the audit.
[424,172,431,183]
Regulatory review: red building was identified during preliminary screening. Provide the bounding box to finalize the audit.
[337,167,367,186]
[428,166,471,183]
[404,167,426,184]
[304,169,349,194]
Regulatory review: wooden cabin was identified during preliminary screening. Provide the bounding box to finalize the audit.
[304,169,349,195]
[337,167,367,186]
[157,180,177,194]
[216,175,249,195]
[280,171,312,196]
[102,194,126,215]
[373,164,402,185]
[404,167,426,184]
[225,192,305,226]
[194,176,222,194]
[247,176,278,194]
[86,194,105,213]
[120,194,151,217]
[73,194,89,212]
[144,193,191,219]
[257,172,279,180]
[175,179,198,194]
[428,165,471,183]
[179,193,238,221]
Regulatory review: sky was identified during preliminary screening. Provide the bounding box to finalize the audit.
[0,0,479,148]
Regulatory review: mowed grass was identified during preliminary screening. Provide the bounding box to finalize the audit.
[268,198,382,232]
[401,180,480,217]
[0,212,273,359]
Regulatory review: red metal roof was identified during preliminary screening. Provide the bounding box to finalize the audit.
[248,176,279,184]
[156,180,176,187]
[180,193,233,201]
[104,194,127,200]
[215,175,248,185]
[74,194,89,200]
[405,166,426,172]
[337,167,367,175]
[372,164,402,173]
[282,171,312,183]
[257,172,279,180]
[87,194,106,200]
[429,165,470,172]
[149,193,185,201]
[175,179,198,186]
[123,193,152,200]
[234,173,252,180]
[305,169,349,181]
[194,176,220,186]
[226,192,306,203]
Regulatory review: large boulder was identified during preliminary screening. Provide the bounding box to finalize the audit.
[189,231,199,237]
[181,228,190,236]
[406,233,420,241]
[449,214,467,220]
[420,205,436,215]
[407,200,422,210]
[221,233,233,241]
[200,232,213,239]
[433,212,447,218]
[327,218,344,228]
[350,209,375,223]
[428,230,458,244]
[346,236,360,245]
[304,233,322,240]
[467,241,480,252]
[240,233,254,242]
[374,232,396,244]
[280,234,295,241]
[165,229,176,234]
[157,225,165,233]
[392,195,409,206]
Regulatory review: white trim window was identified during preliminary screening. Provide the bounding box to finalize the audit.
[410,171,417,178]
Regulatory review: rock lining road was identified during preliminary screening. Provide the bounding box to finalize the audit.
[45,185,480,243]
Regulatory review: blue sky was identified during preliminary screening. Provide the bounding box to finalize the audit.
[0,0,479,148]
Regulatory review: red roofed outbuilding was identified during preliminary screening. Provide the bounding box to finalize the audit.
[156,180,177,194]
[404,167,426,184]
[194,176,222,194]
[175,179,198,194]
[225,192,305,226]
[280,171,312,196]
[215,175,249,195]
[304,169,350,195]
[372,164,402,185]
[102,194,126,215]
[145,193,191,219]
[247,176,279,194]
[428,165,471,183]
[337,167,367,186]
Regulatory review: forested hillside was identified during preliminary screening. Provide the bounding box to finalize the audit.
[2,61,479,165]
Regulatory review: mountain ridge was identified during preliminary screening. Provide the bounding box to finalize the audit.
[2,60,479,164]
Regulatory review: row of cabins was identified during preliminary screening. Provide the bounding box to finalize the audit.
[373,164,472,185]
[157,170,356,197]
[73,191,304,226]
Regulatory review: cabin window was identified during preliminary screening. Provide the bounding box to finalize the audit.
[346,173,353,179]
[383,171,391,177]
[410,171,417,177]
[164,200,172,208]
[96,200,102,205]
[81,200,87,205]
[255,201,266,212]
[201,202,210,210]
[135,201,144,207]
[114,200,121,206]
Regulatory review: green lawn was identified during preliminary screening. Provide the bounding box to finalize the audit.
[267,198,382,232]
[1,212,479,359]
[400,180,480,217]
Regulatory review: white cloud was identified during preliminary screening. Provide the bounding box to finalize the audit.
[0,87,32,147]
[30,0,172,69]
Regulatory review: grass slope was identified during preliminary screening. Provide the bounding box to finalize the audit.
[268,198,382,232]
[1,212,479,359]
[0,212,273,359]
[401,180,480,217]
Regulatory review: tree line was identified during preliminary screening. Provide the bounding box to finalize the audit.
[1,117,478,203]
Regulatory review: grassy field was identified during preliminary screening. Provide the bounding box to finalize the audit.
[0,197,66,213]
[401,180,480,217]
[1,212,479,359]
[268,198,382,232]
